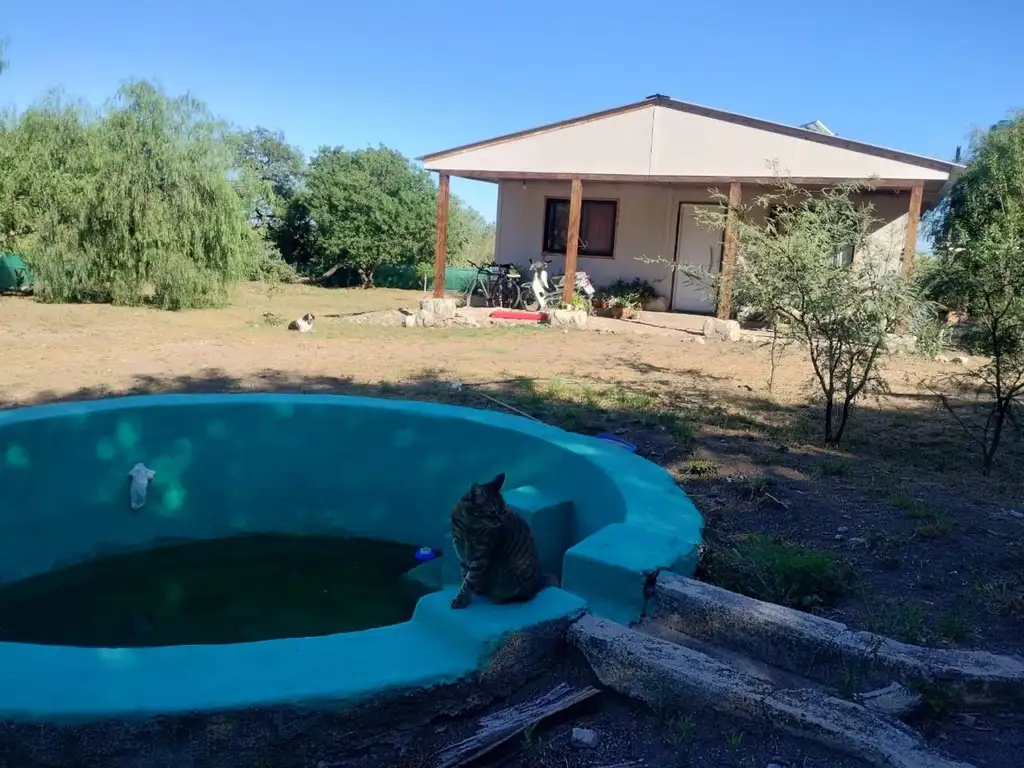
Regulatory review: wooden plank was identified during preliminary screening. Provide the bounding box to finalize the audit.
[561,177,583,305]
[433,172,450,298]
[431,169,938,191]
[433,683,600,767]
[716,181,742,320]
[902,181,924,275]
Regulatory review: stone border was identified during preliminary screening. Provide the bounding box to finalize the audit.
[648,573,1024,706]
[570,615,974,768]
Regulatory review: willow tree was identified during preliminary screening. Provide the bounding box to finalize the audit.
[28,81,262,308]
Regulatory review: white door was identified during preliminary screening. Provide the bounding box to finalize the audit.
[671,204,724,314]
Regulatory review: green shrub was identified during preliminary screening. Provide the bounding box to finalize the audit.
[700,534,852,610]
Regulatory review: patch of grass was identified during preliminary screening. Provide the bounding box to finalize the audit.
[682,459,721,478]
[726,731,745,750]
[936,611,972,644]
[610,384,654,410]
[665,713,696,749]
[973,576,1024,619]
[864,599,927,644]
[699,534,853,611]
[520,723,538,751]
[891,493,955,539]
[820,457,851,476]
[914,680,959,719]
[736,474,773,501]
[865,529,904,570]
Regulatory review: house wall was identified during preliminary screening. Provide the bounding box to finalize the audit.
[495,180,711,298]
[494,180,912,302]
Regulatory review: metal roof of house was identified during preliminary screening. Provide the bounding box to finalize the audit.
[419,96,962,188]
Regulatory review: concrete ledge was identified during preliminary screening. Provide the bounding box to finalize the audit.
[504,485,574,582]
[569,615,974,768]
[649,573,1024,706]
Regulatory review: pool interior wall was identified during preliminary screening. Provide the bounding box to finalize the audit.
[0,394,703,722]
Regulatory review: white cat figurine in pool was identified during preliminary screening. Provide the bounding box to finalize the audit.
[128,462,156,511]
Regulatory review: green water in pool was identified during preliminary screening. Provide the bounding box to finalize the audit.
[0,535,435,647]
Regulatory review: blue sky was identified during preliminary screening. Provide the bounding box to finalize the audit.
[2,0,1021,228]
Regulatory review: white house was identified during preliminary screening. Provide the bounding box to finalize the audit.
[419,95,962,317]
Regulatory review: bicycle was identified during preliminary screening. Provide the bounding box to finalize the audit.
[463,262,522,309]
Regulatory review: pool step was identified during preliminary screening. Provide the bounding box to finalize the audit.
[412,586,586,660]
[561,523,697,626]
[439,485,575,588]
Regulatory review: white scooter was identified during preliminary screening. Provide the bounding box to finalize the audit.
[520,259,595,311]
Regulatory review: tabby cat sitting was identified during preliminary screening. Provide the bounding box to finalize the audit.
[449,472,546,610]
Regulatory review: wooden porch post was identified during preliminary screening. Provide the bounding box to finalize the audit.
[432,172,450,298]
[561,177,584,305]
[901,182,924,275]
[716,181,742,320]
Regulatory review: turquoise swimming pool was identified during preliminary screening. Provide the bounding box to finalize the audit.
[0,393,703,722]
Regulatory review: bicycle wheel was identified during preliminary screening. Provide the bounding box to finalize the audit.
[520,285,540,312]
[506,281,522,309]
[464,279,487,308]
[495,278,520,309]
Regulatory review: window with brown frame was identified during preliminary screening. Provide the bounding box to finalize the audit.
[542,198,617,258]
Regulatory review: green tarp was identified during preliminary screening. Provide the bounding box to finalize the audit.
[324,265,480,292]
[0,253,34,293]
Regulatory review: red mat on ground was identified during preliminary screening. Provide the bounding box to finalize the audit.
[489,310,546,322]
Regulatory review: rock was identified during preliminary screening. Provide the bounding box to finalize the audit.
[418,297,457,321]
[837,526,849,534]
[403,315,417,328]
[834,534,844,541]
[884,333,918,356]
[547,309,587,329]
[702,317,742,342]
[693,337,706,345]
[569,615,974,768]
[953,355,971,366]
[649,573,1024,708]
[934,354,951,363]
[414,309,439,328]
[642,296,669,312]
[856,682,924,718]
[571,727,599,748]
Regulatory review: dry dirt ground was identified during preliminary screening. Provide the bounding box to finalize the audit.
[2,282,1022,767]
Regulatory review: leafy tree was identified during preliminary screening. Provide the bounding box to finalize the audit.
[926,112,1024,474]
[231,127,304,232]
[299,145,457,287]
[27,80,263,308]
[695,180,920,444]
[450,201,495,267]
[0,92,98,254]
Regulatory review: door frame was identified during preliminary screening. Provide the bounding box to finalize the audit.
[668,201,727,314]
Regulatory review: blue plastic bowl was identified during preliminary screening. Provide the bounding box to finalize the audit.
[596,434,638,452]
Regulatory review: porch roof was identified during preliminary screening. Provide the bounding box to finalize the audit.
[419,96,962,198]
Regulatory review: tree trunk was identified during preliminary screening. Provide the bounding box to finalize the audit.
[982,397,1011,475]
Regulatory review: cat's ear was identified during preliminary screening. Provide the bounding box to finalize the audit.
[486,472,506,492]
